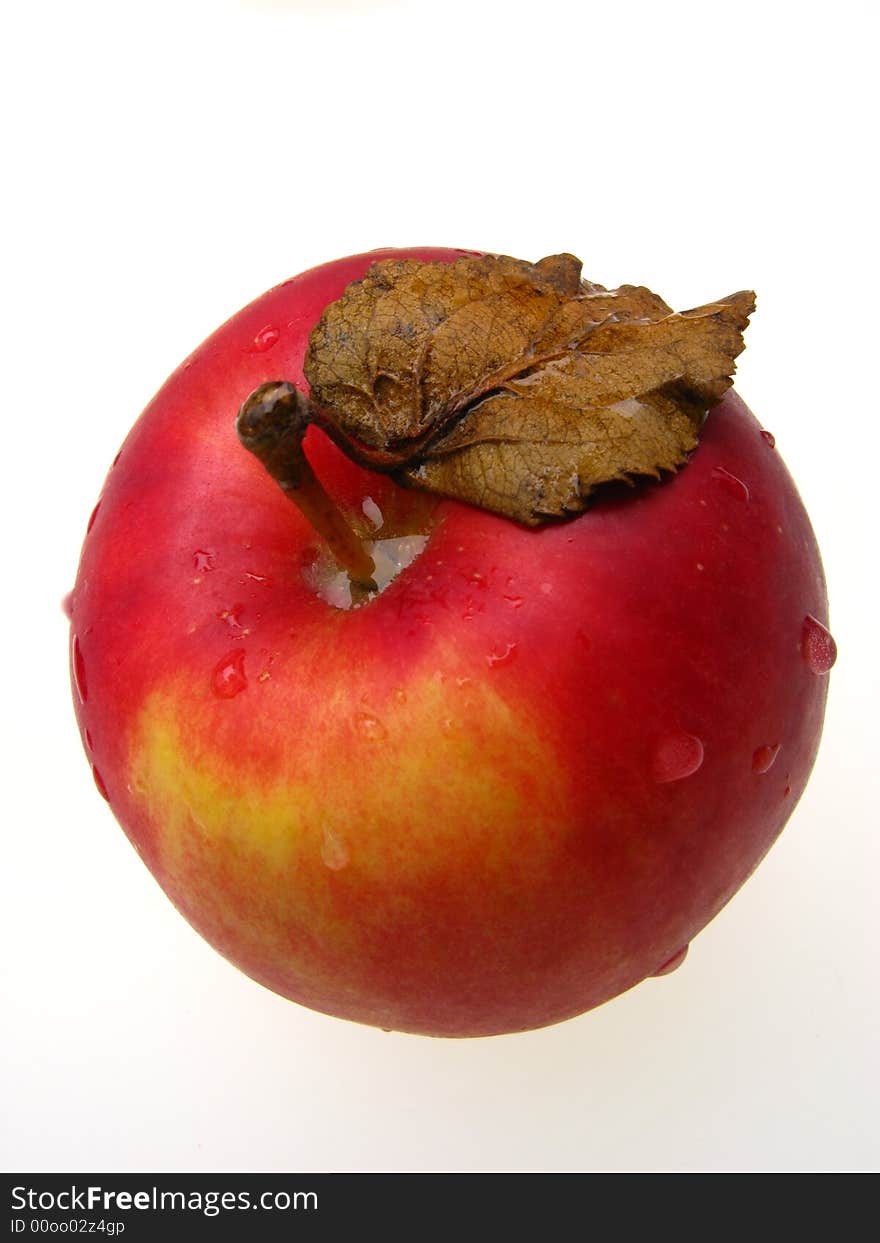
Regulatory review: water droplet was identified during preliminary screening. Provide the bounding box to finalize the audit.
[711,465,750,502]
[783,780,792,799]
[652,732,704,783]
[355,711,387,742]
[87,500,102,533]
[321,829,349,871]
[61,591,74,619]
[487,642,518,669]
[112,449,122,467]
[212,649,247,698]
[303,532,429,610]
[72,635,88,703]
[193,549,215,572]
[801,615,837,674]
[218,605,246,632]
[503,594,524,609]
[251,324,280,353]
[92,765,110,801]
[760,429,776,448]
[257,670,271,683]
[244,571,272,585]
[85,729,94,751]
[650,945,689,976]
[752,743,781,774]
[362,496,383,530]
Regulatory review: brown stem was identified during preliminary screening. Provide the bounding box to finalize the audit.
[236,382,377,591]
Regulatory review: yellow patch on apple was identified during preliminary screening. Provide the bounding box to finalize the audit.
[126,658,575,993]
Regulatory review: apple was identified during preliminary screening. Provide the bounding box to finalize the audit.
[68,247,835,1037]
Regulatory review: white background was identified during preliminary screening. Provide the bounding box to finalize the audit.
[2,0,878,1173]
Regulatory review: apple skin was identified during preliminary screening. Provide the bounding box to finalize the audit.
[69,247,833,1037]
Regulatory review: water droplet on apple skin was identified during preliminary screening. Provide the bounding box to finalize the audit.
[251,324,280,353]
[86,500,102,533]
[62,591,74,619]
[710,465,750,502]
[92,766,110,801]
[487,642,517,669]
[355,712,388,742]
[362,496,383,530]
[217,605,248,634]
[760,429,776,448]
[193,549,216,573]
[303,532,429,610]
[650,945,689,976]
[212,649,248,698]
[752,743,781,774]
[321,829,350,871]
[652,732,704,783]
[72,635,88,703]
[801,615,837,674]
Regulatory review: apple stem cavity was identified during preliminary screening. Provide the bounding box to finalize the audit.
[236,381,378,592]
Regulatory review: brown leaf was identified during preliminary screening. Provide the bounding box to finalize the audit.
[304,254,754,525]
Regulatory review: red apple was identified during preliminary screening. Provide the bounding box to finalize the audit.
[68,247,835,1037]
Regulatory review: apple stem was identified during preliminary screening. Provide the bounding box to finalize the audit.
[236,382,378,591]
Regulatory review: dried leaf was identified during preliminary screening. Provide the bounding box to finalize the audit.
[304,253,754,524]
